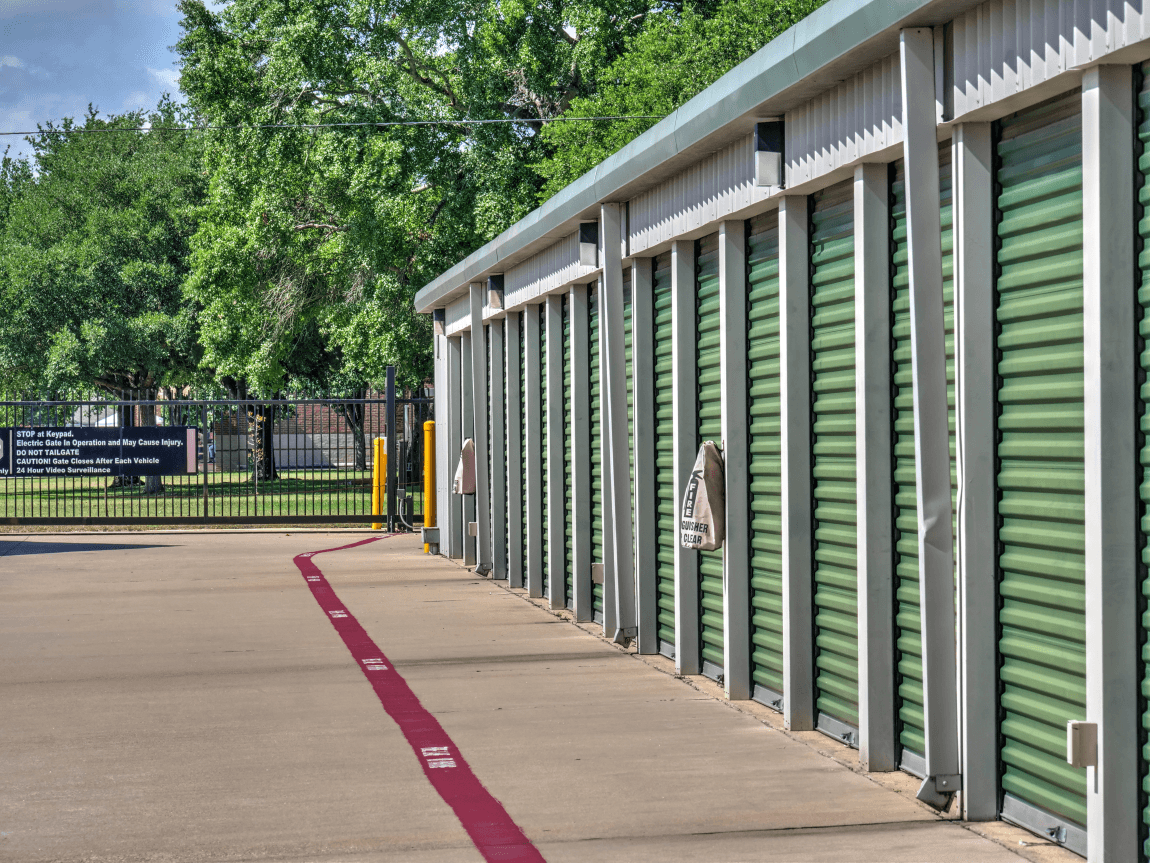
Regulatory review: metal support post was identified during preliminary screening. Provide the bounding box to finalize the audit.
[901,28,959,808]
[446,336,464,559]
[469,285,492,574]
[602,203,636,642]
[386,365,397,532]
[489,316,507,580]
[855,162,896,770]
[632,257,659,653]
[461,331,476,567]
[545,294,565,609]
[779,195,814,730]
[953,121,997,821]
[570,283,593,620]
[719,220,750,699]
[524,306,544,597]
[671,238,700,674]
[505,313,524,588]
[1082,64,1139,863]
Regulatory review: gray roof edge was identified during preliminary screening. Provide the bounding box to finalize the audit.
[414,0,935,313]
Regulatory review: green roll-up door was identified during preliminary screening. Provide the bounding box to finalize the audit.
[563,295,573,608]
[540,305,549,596]
[809,179,858,739]
[994,92,1086,848]
[624,269,635,555]
[747,212,783,705]
[653,252,676,656]
[590,287,603,618]
[520,311,527,585]
[890,147,956,770]
[1139,63,1150,863]
[502,318,508,567]
[696,233,724,677]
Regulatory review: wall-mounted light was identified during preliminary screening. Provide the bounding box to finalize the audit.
[754,119,784,188]
[579,221,599,267]
[432,308,446,336]
[487,274,505,310]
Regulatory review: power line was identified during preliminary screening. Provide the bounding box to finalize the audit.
[0,115,665,137]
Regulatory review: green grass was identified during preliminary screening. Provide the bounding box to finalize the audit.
[0,469,425,522]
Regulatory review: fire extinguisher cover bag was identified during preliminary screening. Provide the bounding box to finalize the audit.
[679,441,725,550]
[453,438,476,495]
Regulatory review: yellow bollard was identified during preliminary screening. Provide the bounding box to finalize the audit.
[423,420,436,552]
[371,437,387,530]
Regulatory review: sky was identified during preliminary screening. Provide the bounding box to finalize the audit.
[0,0,187,162]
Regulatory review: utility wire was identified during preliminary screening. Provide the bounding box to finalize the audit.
[0,115,665,136]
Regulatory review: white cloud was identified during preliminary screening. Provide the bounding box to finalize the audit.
[0,55,24,68]
[146,66,178,90]
[122,89,149,110]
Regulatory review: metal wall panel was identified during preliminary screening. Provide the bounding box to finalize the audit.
[890,147,957,770]
[504,231,598,312]
[994,92,1087,842]
[786,53,903,188]
[696,233,724,677]
[445,295,471,336]
[628,135,769,256]
[653,252,677,655]
[951,0,1150,122]
[809,179,859,738]
[590,287,604,618]
[747,210,784,705]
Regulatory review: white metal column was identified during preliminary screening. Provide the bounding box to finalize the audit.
[545,293,565,610]
[570,283,593,621]
[720,220,750,699]
[779,195,814,730]
[671,238,700,674]
[524,306,544,597]
[854,163,895,771]
[602,203,637,642]
[443,333,463,559]
[632,257,658,653]
[489,316,507,580]
[505,313,524,588]
[953,121,997,822]
[1082,64,1139,863]
[469,285,492,575]
[901,28,958,807]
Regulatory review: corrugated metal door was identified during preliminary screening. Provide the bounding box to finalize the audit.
[809,179,859,741]
[1139,62,1150,863]
[696,234,724,678]
[590,286,603,619]
[624,269,635,562]
[747,211,784,707]
[994,92,1087,846]
[563,295,573,608]
[653,252,676,656]
[520,311,527,584]
[540,305,549,596]
[890,147,956,772]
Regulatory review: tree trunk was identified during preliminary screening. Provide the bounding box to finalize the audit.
[112,400,139,488]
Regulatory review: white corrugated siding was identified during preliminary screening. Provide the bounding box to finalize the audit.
[785,52,903,186]
[445,295,471,336]
[951,0,1150,118]
[628,134,767,255]
[503,232,596,311]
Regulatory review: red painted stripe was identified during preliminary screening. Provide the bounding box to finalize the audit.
[294,539,545,863]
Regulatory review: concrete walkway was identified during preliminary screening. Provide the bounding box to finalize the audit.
[0,532,1059,862]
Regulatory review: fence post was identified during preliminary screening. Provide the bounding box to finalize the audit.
[386,366,397,531]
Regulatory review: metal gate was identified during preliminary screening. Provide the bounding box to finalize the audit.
[747,210,784,709]
[0,388,431,526]
[809,179,860,744]
[696,233,725,680]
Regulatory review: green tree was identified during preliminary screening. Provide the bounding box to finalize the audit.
[0,101,208,398]
[535,0,824,199]
[174,0,665,392]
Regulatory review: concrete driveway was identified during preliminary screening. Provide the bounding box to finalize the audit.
[0,532,1045,862]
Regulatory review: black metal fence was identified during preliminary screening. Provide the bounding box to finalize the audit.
[0,387,432,526]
